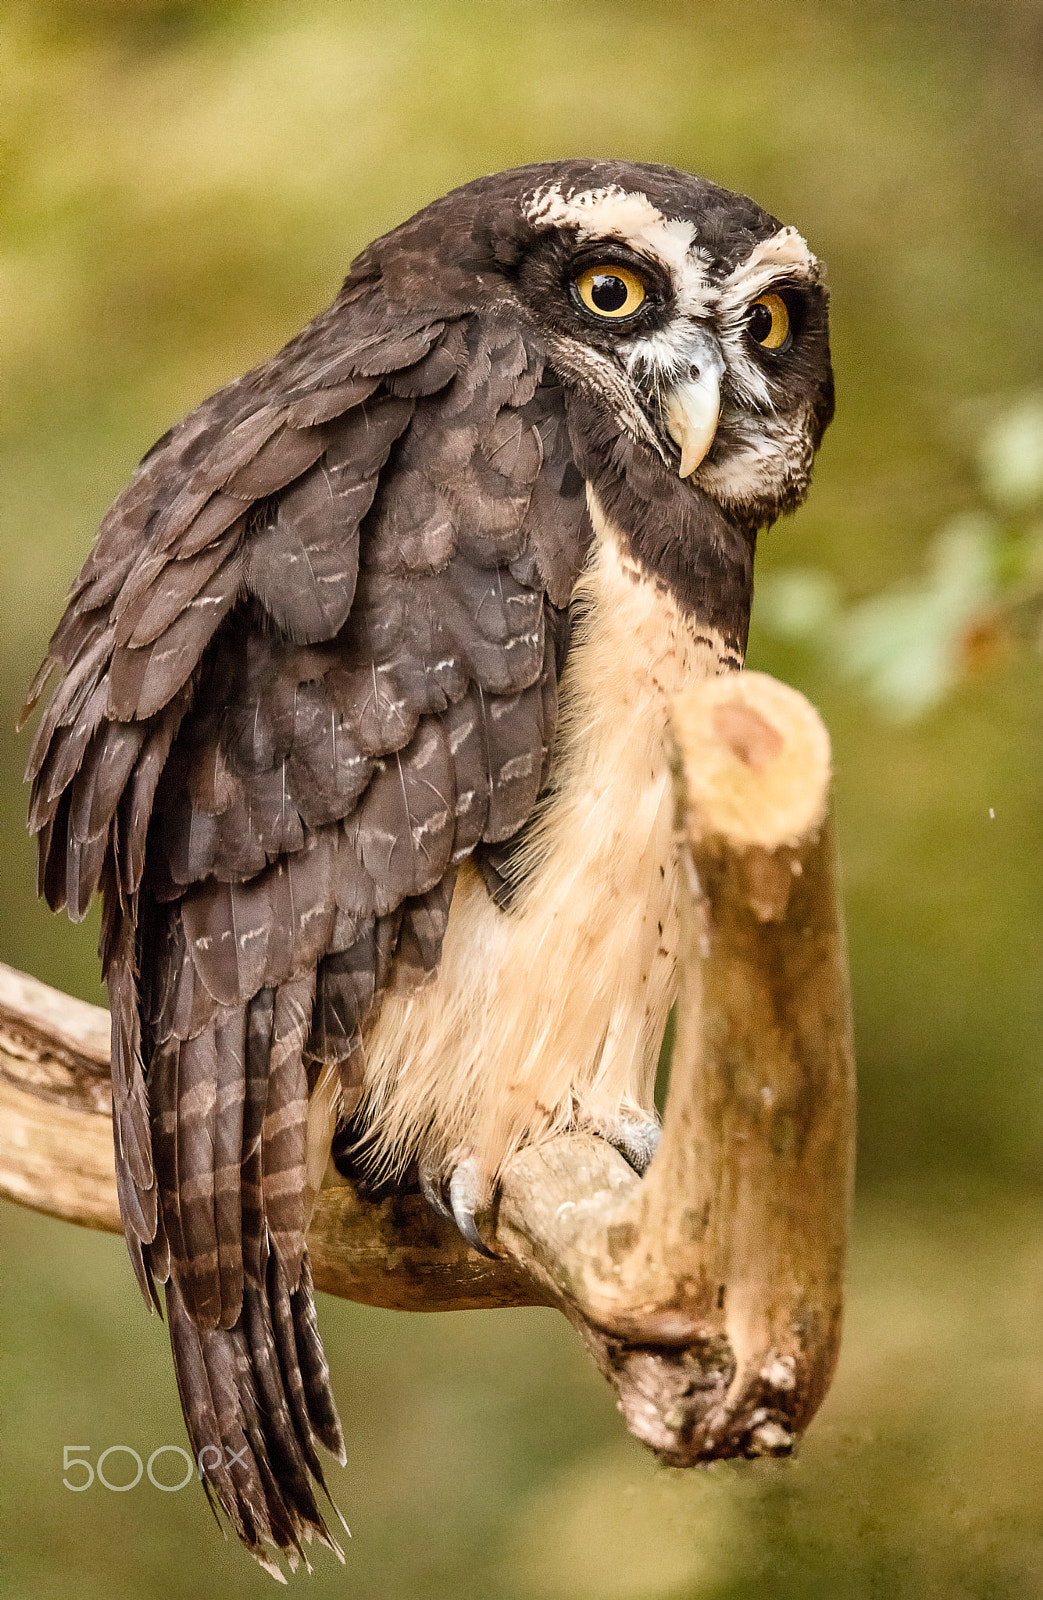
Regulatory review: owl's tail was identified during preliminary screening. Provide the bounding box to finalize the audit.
[117,910,351,1577]
[165,1253,348,1577]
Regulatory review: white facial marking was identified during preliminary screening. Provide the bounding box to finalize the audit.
[525,182,714,319]
[717,226,823,311]
[715,227,824,413]
[525,190,824,498]
[695,405,816,510]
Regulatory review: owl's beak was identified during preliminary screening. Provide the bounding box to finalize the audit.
[663,338,725,478]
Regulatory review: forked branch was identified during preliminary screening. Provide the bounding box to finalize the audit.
[0,671,855,1464]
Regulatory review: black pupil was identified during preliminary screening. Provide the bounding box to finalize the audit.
[748,302,775,343]
[590,273,630,313]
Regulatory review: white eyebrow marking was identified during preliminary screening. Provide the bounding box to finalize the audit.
[524,182,713,318]
[714,227,825,412]
[526,192,825,441]
[716,226,823,316]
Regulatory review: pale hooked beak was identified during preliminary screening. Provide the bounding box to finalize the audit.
[663,335,725,478]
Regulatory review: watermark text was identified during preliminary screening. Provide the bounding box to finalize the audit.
[62,1443,246,1492]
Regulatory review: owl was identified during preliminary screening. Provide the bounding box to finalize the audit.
[25,160,833,1570]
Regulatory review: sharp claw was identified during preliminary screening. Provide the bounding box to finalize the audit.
[418,1158,453,1223]
[448,1160,498,1259]
[418,1155,498,1258]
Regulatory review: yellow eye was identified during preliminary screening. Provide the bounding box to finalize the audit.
[747,292,791,350]
[573,264,647,319]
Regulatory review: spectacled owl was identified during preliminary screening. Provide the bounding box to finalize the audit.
[25,159,834,1572]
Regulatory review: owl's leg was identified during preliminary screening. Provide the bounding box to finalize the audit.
[418,1154,498,1260]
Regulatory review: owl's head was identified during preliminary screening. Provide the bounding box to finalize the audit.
[356,159,834,533]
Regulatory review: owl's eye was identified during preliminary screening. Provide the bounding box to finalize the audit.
[746,292,791,350]
[572,265,647,319]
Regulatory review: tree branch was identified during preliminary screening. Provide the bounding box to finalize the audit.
[0,671,856,1463]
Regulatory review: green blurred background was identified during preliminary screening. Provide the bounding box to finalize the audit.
[2,2,1040,1595]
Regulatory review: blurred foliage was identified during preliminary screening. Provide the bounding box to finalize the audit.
[1,2,1040,1597]
[759,397,1043,718]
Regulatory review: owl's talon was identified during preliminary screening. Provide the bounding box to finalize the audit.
[418,1156,498,1258]
[418,1158,453,1223]
[449,1159,499,1259]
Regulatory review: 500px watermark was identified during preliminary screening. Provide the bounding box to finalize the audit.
[62,1443,247,1492]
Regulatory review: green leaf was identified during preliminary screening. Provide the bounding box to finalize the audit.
[839,516,998,719]
[979,396,1043,511]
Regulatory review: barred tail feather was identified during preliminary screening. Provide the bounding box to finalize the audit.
[152,977,346,1575]
[272,1252,346,1468]
[287,1255,345,1461]
[166,1264,346,1577]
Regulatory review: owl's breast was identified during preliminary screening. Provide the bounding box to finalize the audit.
[356,487,742,1183]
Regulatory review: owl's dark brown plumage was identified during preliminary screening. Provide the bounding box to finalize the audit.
[26,159,833,1571]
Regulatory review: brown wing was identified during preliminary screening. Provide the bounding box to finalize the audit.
[25,282,592,1567]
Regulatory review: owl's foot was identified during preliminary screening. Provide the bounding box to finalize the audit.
[419,1154,498,1259]
[591,1113,662,1175]
[418,1118,659,1257]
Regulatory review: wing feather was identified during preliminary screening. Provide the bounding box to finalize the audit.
[117,532,239,649]
[261,975,314,1288]
[213,1009,248,1329]
[175,1024,223,1326]
[26,278,594,1566]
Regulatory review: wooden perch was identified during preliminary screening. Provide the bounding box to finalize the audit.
[0,670,855,1465]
